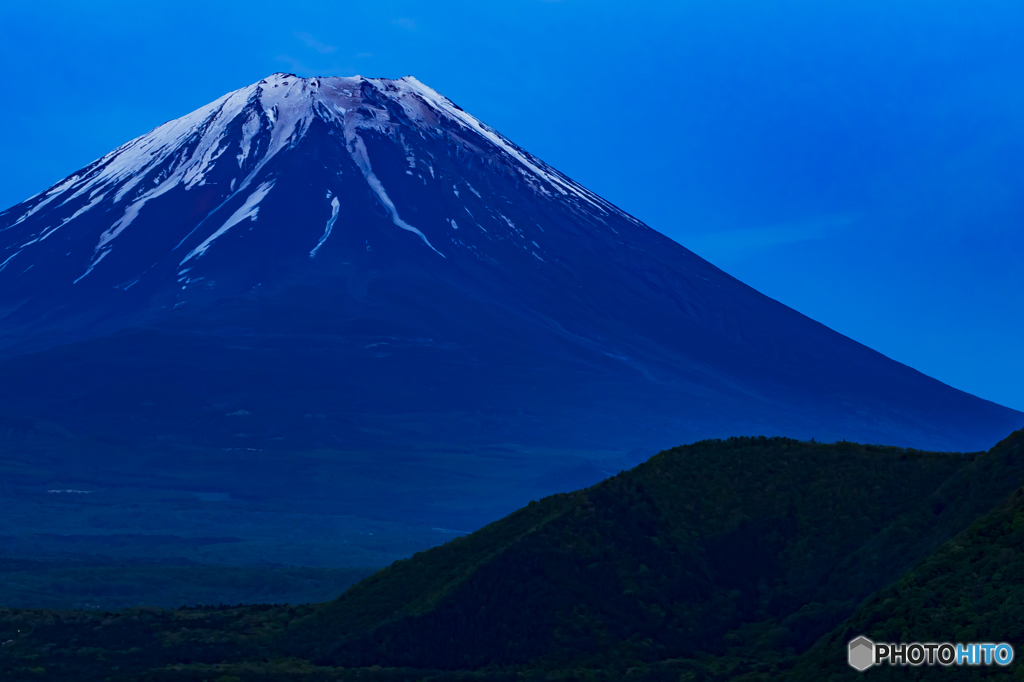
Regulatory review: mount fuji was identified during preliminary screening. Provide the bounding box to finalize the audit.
[0,73,1019,525]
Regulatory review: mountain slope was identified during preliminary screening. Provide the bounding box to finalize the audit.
[780,429,1024,681]
[0,72,1019,523]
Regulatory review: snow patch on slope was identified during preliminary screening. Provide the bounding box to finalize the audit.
[344,127,444,258]
[181,180,276,264]
[73,247,112,284]
[395,76,612,214]
[311,196,341,258]
[238,110,261,166]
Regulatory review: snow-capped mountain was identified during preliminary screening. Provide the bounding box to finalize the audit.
[0,73,617,309]
[0,72,1018,477]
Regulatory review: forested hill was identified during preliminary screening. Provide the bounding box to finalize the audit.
[780,429,1024,682]
[3,431,1024,680]
[301,438,968,669]
[297,433,1023,671]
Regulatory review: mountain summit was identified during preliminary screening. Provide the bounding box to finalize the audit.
[0,73,616,302]
[0,73,1018,523]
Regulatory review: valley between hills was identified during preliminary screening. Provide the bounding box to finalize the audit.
[2,429,1023,680]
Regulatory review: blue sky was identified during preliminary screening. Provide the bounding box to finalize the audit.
[2,0,1023,411]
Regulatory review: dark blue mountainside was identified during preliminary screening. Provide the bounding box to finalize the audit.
[0,73,1019,529]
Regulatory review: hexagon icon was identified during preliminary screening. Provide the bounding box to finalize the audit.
[848,636,875,671]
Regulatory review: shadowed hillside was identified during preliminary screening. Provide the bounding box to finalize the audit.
[300,438,970,669]
[778,430,1024,681]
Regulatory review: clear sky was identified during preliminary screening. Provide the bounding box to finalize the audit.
[2,0,1022,411]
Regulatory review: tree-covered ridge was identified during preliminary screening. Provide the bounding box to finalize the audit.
[299,437,972,670]
[776,432,1024,681]
[3,432,1024,681]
